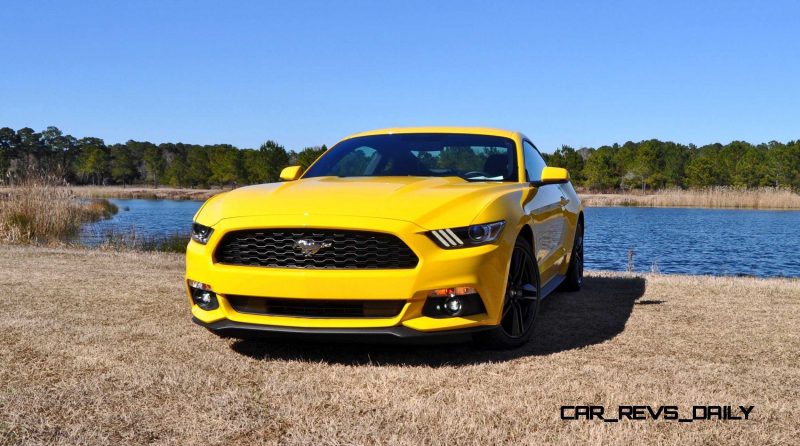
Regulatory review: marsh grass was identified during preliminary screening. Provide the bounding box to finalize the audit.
[65,185,225,201]
[92,226,189,253]
[0,180,187,252]
[582,186,800,209]
[6,184,800,209]
[0,177,118,243]
[138,233,190,253]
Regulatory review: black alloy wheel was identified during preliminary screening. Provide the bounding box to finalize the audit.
[475,237,541,349]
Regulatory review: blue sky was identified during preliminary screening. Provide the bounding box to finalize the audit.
[1,0,798,153]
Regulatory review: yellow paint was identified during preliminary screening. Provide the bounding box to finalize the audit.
[187,126,582,333]
[540,166,570,184]
[279,165,303,181]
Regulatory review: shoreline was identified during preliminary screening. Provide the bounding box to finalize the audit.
[65,185,226,201]
[582,200,800,211]
[580,188,800,210]
[4,185,800,210]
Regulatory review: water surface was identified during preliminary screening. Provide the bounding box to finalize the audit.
[80,199,203,245]
[81,199,800,278]
[584,207,800,277]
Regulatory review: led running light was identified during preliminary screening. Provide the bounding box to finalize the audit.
[427,221,505,249]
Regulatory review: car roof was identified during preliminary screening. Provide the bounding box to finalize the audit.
[341,126,525,143]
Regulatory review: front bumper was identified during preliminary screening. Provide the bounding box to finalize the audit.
[193,317,493,342]
[186,214,514,335]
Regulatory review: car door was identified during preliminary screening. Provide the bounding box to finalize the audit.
[521,140,568,284]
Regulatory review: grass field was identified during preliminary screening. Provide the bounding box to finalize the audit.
[0,246,798,445]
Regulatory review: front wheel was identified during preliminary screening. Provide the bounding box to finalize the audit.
[474,236,541,349]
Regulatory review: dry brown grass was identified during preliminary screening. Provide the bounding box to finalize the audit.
[8,185,799,209]
[0,181,117,243]
[0,185,226,202]
[581,187,800,209]
[66,186,225,201]
[1,246,798,444]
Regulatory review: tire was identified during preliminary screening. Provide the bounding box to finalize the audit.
[474,236,541,349]
[559,219,584,292]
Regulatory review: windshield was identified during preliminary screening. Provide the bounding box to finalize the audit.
[304,133,519,182]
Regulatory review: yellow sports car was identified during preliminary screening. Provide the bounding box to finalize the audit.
[186,127,583,348]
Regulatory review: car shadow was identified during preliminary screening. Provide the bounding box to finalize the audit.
[229,276,646,367]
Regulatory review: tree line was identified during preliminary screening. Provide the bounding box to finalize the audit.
[1,126,798,190]
[543,139,800,191]
[0,126,326,187]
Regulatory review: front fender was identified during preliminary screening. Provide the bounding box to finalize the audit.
[194,191,228,227]
[472,187,533,239]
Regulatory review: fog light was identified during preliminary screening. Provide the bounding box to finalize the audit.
[444,296,463,316]
[196,290,213,306]
[188,280,219,311]
[423,287,486,318]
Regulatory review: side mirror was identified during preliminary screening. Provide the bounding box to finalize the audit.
[531,166,569,186]
[280,165,303,181]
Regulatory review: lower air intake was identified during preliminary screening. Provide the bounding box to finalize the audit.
[227,296,406,318]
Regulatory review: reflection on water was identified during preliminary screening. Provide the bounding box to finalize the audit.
[81,199,800,278]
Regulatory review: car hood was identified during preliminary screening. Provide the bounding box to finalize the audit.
[196,176,522,230]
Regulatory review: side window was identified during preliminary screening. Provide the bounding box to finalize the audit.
[522,141,547,182]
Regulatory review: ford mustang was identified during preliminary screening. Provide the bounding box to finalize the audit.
[186,127,583,348]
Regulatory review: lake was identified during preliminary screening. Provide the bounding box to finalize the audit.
[81,199,800,278]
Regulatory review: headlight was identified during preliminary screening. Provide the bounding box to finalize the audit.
[191,222,214,244]
[427,221,505,249]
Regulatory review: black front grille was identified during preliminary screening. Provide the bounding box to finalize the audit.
[227,296,406,318]
[214,229,419,269]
